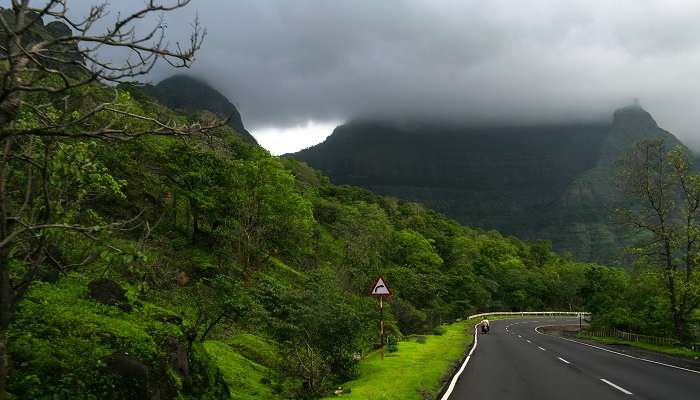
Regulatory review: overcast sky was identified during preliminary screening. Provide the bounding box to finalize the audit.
[61,0,700,153]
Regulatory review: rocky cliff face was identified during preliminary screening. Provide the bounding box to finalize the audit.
[292,106,684,263]
[142,75,258,144]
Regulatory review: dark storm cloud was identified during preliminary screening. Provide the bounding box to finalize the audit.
[66,0,700,147]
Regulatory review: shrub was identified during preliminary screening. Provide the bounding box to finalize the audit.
[386,335,399,353]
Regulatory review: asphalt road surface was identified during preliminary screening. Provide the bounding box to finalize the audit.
[445,318,700,400]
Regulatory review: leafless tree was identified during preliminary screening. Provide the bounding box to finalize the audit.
[616,139,700,341]
[0,1,209,396]
[287,333,329,396]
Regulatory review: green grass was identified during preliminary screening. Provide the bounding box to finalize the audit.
[224,333,279,367]
[576,333,700,359]
[325,319,477,400]
[267,256,304,278]
[203,341,276,400]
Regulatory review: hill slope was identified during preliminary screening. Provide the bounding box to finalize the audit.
[142,75,258,144]
[292,106,682,263]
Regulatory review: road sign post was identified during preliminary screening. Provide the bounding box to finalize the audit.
[380,296,384,359]
[370,276,392,360]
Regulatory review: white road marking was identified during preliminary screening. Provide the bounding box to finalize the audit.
[558,357,570,364]
[534,325,700,375]
[440,324,480,400]
[538,346,546,351]
[600,379,633,395]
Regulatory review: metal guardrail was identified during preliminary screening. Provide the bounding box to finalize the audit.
[468,311,590,320]
[582,328,700,351]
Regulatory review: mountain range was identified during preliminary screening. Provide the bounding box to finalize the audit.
[292,106,683,263]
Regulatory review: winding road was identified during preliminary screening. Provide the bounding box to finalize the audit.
[444,318,700,400]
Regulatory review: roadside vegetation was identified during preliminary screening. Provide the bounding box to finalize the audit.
[324,319,477,400]
[576,332,700,359]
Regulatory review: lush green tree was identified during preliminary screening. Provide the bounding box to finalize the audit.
[157,140,235,243]
[225,158,315,267]
[389,229,443,274]
[616,139,700,340]
[580,265,631,329]
[322,200,392,293]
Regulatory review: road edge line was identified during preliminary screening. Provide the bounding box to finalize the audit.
[439,324,479,400]
[534,324,700,375]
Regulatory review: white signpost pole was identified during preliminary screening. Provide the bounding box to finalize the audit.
[370,276,392,360]
[380,296,384,360]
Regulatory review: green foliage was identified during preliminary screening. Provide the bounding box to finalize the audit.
[389,229,443,273]
[432,326,446,336]
[580,265,631,329]
[577,332,700,359]
[7,274,182,399]
[616,139,700,341]
[203,341,275,400]
[224,333,279,368]
[321,320,474,400]
[280,268,373,383]
[386,334,399,353]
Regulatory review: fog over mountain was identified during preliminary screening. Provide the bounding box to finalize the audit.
[66,0,700,150]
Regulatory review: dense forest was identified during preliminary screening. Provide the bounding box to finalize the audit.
[0,3,698,400]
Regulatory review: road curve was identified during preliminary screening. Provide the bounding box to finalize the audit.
[445,318,700,400]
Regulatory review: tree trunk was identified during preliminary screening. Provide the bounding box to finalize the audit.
[665,269,685,340]
[673,305,690,343]
[199,311,227,343]
[191,202,199,245]
[0,250,11,399]
[173,192,177,227]
[0,332,7,400]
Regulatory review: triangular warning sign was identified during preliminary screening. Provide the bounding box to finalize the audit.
[370,276,391,296]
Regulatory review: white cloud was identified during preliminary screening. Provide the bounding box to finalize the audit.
[252,120,341,155]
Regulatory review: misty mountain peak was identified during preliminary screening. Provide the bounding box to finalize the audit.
[612,104,658,130]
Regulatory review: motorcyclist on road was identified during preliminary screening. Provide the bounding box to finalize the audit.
[480,318,490,333]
